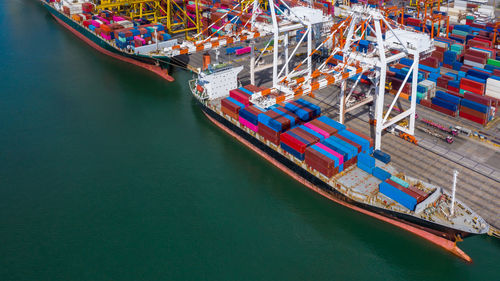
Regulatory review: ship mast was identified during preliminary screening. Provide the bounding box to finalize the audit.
[450,170,459,216]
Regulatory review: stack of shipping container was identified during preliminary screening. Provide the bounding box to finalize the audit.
[219,84,434,211]
[384,20,500,126]
[59,1,173,49]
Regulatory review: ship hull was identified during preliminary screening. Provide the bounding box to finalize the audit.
[41,1,174,82]
[197,101,477,242]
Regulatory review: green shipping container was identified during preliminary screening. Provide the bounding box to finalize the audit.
[487,59,500,67]
[390,175,410,188]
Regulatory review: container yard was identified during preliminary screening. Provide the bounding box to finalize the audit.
[39,0,500,262]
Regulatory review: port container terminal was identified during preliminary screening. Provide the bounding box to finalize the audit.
[42,0,500,253]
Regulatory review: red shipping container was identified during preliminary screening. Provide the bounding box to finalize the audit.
[420,57,440,68]
[344,155,358,167]
[460,64,473,72]
[334,133,362,153]
[406,18,421,26]
[447,84,459,93]
[222,106,239,119]
[243,84,265,93]
[221,98,242,116]
[460,106,488,120]
[305,147,338,178]
[420,99,432,108]
[459,110,487,126]
[431,104,457,117]
[386,179,423,202]
[446,90,461,98]
[472,37,492,47]
[408,186,429,202]
[294,127,320,145]
[431,51,444,62]
[280,132,307,153]
[436,76,453,88]
[468,39,490,49]
[435,46,446,53]
[229,89,251,106]
[465,49,488,60]
[464,54,487,65]
[309,119,338,136]
[464,92,492,106]
[460,78,485,95]
[258,122,280,145]
[470,22,486,29]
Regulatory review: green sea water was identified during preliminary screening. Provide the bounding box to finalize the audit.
[1,1,499,280]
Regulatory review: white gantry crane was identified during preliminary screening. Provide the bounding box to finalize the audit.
[249,4,434,150]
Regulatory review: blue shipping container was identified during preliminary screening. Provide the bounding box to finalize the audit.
[436,91,461,105]
[373,149,391,163]
[372,167,391,181]
[337,129,370,152]
[311,145,340,167]
[358,162,374,174]
[432,97,458,112]
[324,137,356,159]
[299,125,325,141]
[320,140,349,161]
[379,181,417,210]
[358,152,375,168]
[281,142,304,160]
[461,99,489,114]
[318,116,346,131]
[284,103,310,121]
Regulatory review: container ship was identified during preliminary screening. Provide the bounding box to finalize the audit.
[189,65,489,262]
[40,0,176,81]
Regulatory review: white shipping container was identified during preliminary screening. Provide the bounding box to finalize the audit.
[485,78,500,99]
[117,20,134,28]
[463,60,484,68]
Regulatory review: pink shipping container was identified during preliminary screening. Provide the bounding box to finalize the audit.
[239,116,258,132]
[134,36,146,44]
[101,33,111,40]
[112,16,125,21]
[236,47,251,55]
[96,16,110,24]
[316,143,344,165]
[303,123,330,138]
[90,20,101,27]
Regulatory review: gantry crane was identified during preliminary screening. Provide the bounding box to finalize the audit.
[248,3,434,150]
[96,0,201,38]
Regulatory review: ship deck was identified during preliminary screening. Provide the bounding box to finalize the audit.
[204,89,488,235]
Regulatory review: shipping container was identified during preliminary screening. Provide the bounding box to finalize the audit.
[323,136,356,160]
[379,181,417,211]
[372,167,391,181]
[358,153,375,168]
[318,116,346,131]
[373,149,391,163]
[308,119,338,136]
[390,176,409,188]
